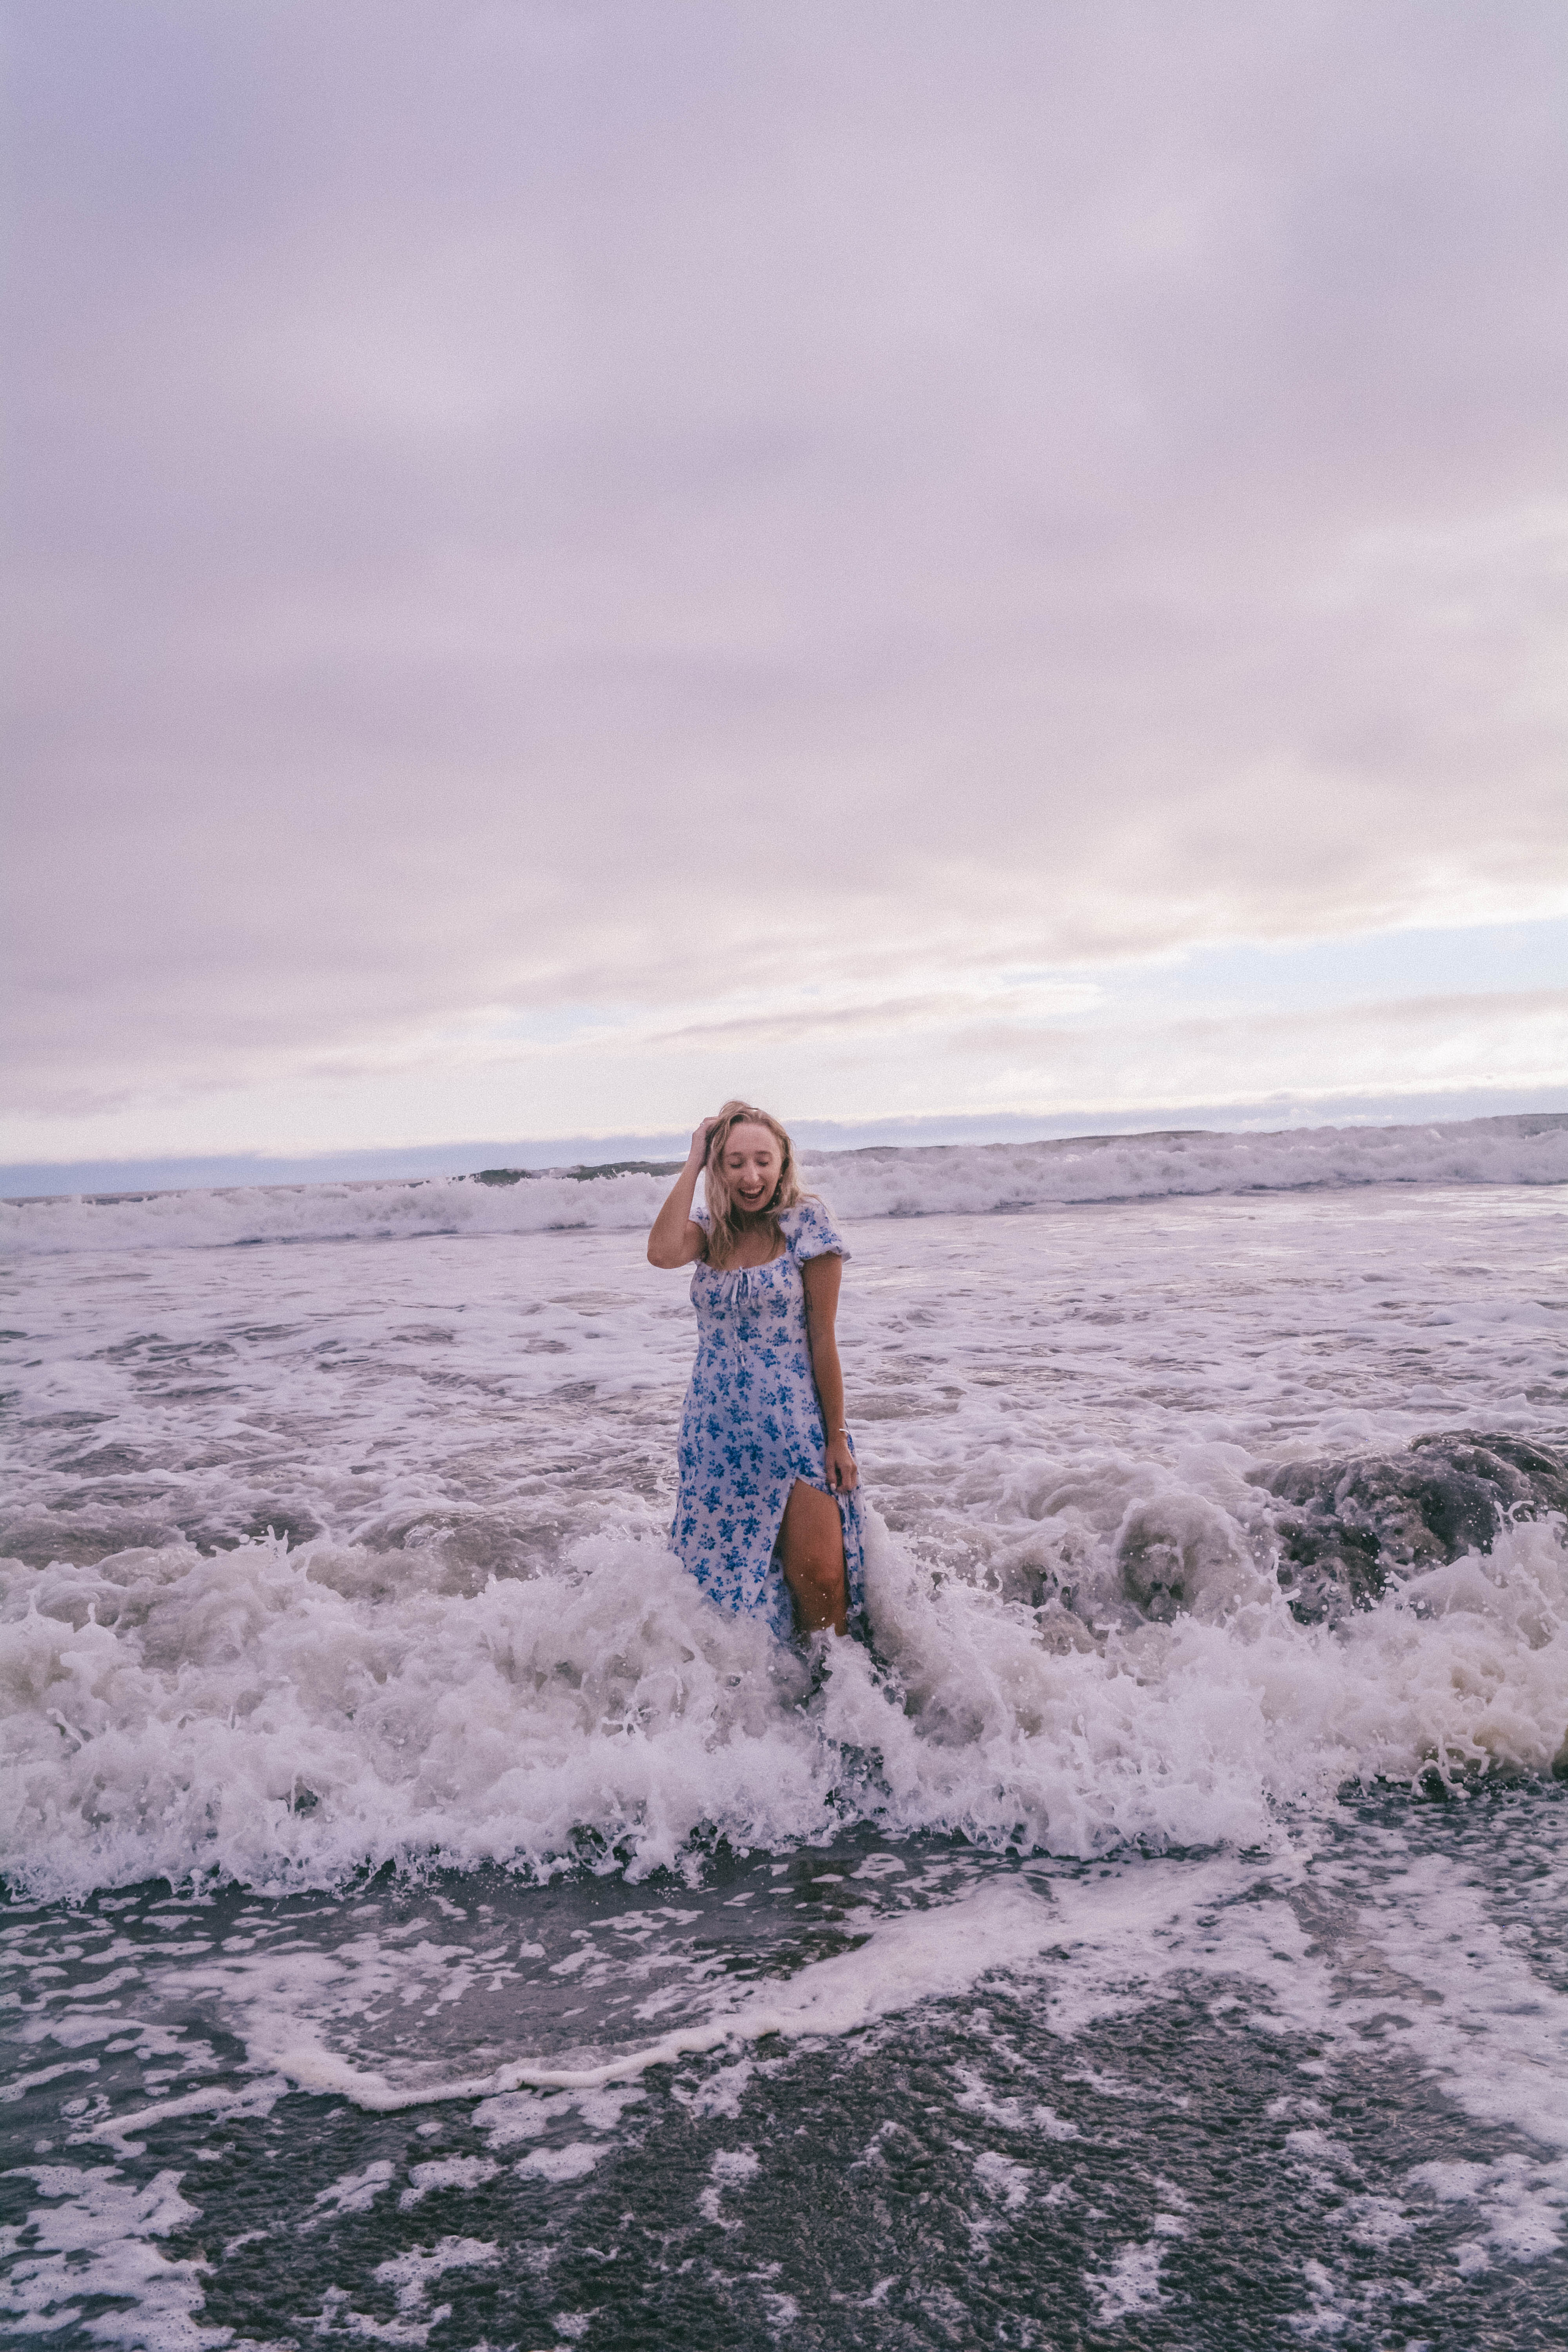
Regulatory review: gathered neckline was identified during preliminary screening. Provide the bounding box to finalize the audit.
[698,1246,789,1279]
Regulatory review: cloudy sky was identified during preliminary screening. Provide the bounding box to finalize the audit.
[5,0,1566,1178]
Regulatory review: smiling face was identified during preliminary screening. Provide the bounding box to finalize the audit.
[717,1120,782,1214]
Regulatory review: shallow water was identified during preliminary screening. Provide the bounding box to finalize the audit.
[3,1158,1566,2346]
[5,1797,1568,2349]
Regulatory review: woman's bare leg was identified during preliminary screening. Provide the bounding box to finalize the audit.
[779,1479,849,1636]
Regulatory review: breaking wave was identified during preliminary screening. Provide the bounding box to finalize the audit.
[5,1485,1566,1906]
[4,1111,1566,1258]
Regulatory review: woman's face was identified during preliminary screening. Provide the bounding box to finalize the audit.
[718,1121,782,1212]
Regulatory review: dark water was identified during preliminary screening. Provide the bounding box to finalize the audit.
[5,1786,1567,2350]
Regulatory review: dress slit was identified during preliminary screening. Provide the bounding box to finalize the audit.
[774,1474,850,1563]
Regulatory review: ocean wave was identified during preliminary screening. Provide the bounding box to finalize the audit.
[4,1137,1565,1906]
[4,1112,1565,1257]
[4,1501,1564,1905]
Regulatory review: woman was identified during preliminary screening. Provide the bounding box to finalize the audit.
[647,1102,864,1642]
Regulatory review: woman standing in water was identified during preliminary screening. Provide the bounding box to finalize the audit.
[647,1102,864,1642]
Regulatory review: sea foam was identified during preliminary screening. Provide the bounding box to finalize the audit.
[4,1506,1564,1905]
[2,1143,1564,1905]
[3,1112,1564,1258]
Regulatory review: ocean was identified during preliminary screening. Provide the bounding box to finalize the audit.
[3,1114,1566,2350]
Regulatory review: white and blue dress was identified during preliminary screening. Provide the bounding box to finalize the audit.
[673,1199,865,1641]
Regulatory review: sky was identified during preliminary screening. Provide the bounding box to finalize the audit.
[5,0,1566,1182]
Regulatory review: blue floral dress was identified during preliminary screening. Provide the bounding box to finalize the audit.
[672,1199,865,1642]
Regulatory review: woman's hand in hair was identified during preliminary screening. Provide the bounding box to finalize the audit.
[649,1125,719,1268]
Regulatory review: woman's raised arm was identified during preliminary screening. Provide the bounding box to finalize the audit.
[647,1118,717,1268]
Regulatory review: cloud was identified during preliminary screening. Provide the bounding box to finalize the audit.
[4,0,1566,1155]
[952,985,1568,1104]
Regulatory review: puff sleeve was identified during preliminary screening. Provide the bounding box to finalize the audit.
[785,1199,850,1263]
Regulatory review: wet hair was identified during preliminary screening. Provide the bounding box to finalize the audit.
[702,1100,804,1269]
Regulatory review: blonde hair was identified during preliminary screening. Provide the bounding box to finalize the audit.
[702,1100,804,1269]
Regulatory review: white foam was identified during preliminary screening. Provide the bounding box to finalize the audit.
[398,2156,498,2208]
[218,1875,1073,2109]
[1356,1857,1568,2154]
[516,2143,601,2183]
[62,1853,1336,2116]
[697,2147,759,2228]
[7,1505,1563,1913]
[334,2236,500,2347]
[0,2165,224,2349]
[5,1113,1564,1257]
[310,2159,395,2220]
[1087,2238,1168,2322]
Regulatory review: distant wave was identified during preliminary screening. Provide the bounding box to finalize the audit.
[3,1112,1564,1257]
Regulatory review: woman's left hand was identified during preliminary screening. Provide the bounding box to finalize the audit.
[825,1432,858,1494]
